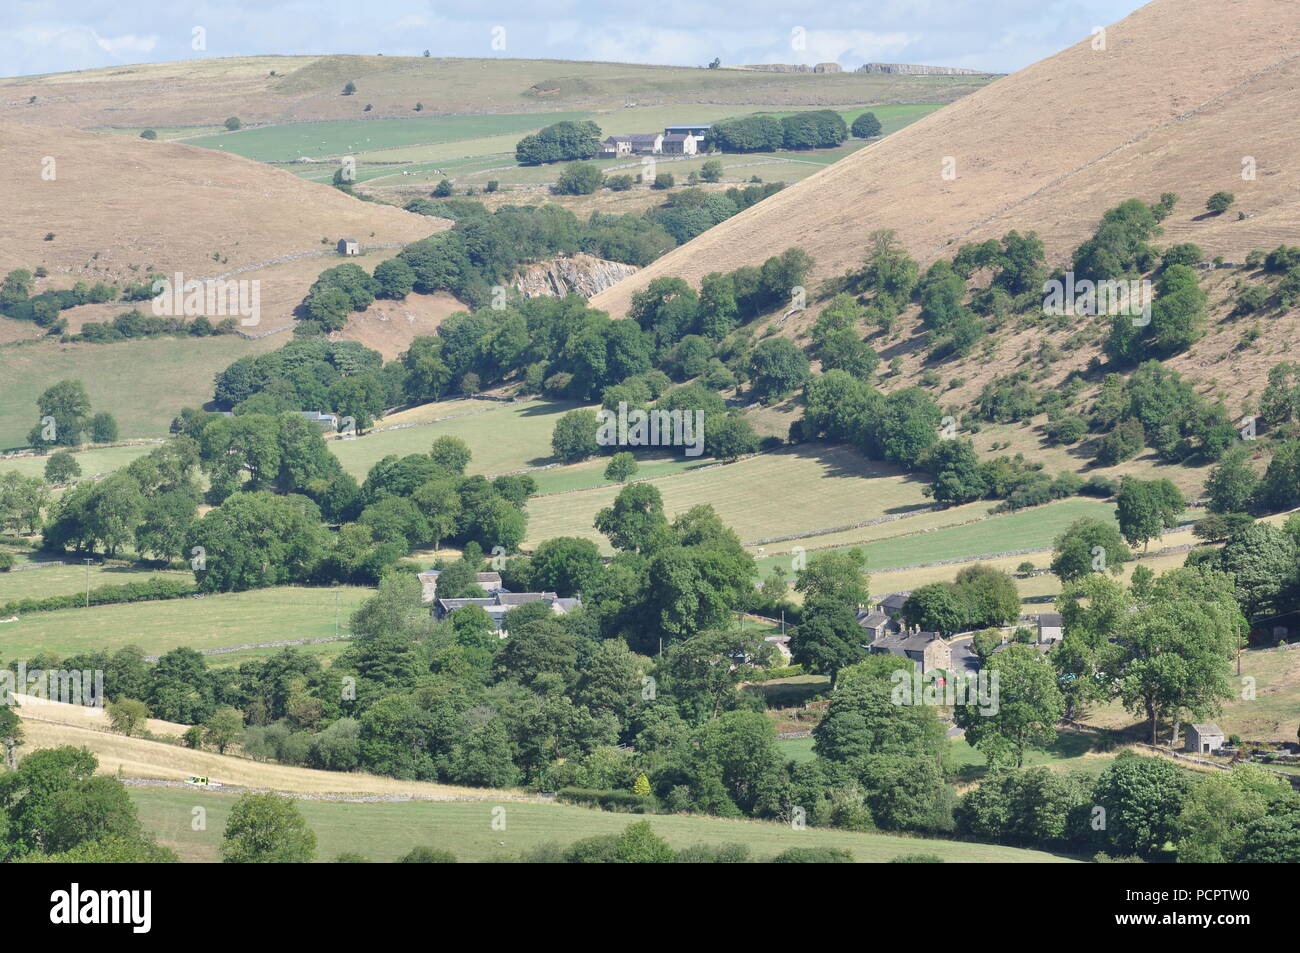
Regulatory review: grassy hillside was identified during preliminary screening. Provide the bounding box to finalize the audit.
[524,444,929,551]
[0,335,281,448]
[128,786,1076,863]
[0,586,367,661]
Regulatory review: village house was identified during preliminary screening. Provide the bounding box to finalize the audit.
[855,606,898,641]
[434,590,582,635]
[298,411,339,430]
[415,568,503,605]
[1037,612,1064,643]
[663,123,712,144]
[661,132,697,156]
[337,238,360,255]
[878,592,911,620]
[868,626,952,674]
[1186,723,1226,754]
[600,135,634,157]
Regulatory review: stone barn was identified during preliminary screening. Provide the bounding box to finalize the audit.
[1186,723,1225,754]
[337,238,360,255]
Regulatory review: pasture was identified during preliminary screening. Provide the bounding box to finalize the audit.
[184,111,594,163]
[753,497,1124,578]
[0,585,369,662]
[523,444,931,551]
[329,398,585,478]
[0,553,188,604]
[0,335,281,449]
[128,785,1077,863]
[0,443,160,483]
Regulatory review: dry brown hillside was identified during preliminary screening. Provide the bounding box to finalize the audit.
[0,122,442,324]
[592,0,1300,317]
[0,55,989,129]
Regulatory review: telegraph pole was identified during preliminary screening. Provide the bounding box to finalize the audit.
[84,558,93,607]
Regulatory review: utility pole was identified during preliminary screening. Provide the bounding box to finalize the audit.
[335,591,340,638]
[85,558,93,607]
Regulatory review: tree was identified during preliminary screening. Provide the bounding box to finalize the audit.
[203,707,245,754]
[43,451,80,484]
[552,408,600,463]
[615,821,675,863]
[432,178,454,197]
[1114,567,1241,745]
[700,159,723,183]
[185,491,329,592]
[221,793,317,863]
[89,412,119,443]
[953,564,1020,629]
[373,257,415,299]
[1050,517,1131,580]
[901,583,967,634]
[1205,447,1260,514]
[956,645,1064,767]
[342,81,356,95]
[429,435,472,475]
[604,451,638,483]
[1092,750,1190,858]
[594,482,668,553]
[794,548,868,607]
[1214,522,1297,619]
[813,676,947,765]
[1176,764,1299,862]
[1205,191,1235,215]
[224,116,241,131]
[553,162,604,195]
[107,698,150,736]
[1115,477,1184,550]
[850,112,882,138]
[748,338,809,405]
[29,379,91,447]
[705,414,759,462]
[789,597,869,686]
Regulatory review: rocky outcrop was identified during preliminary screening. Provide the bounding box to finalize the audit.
[512,254,638,298]
[856,62,989,75]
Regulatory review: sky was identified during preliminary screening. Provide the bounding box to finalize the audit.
[0,0,1151,79]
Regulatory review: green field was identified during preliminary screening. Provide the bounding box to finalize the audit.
[0,553,188,604]
[0,444,159,482]
[525,444,929,551]
[330,398,585,479]
[754,498,1125,578]
[0,336,280,449]
[130,786,1078,863]
[186,112,593,162]
[0,585,369,662]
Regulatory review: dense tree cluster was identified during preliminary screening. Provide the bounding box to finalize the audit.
[515,120,603,165]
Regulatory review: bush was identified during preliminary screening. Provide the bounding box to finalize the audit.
[139,129,157,140]
[555,787,659,814]
[652,173,675,190]
[553,162,604,195]
[224,117,241,131]
[399,846,457,863]
[770,847,854,863]
[0,577,197,617]
[1205,192,1235,215]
